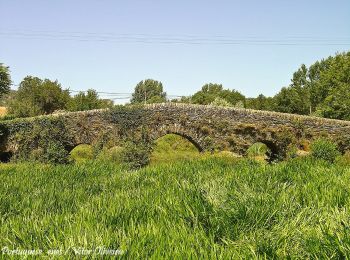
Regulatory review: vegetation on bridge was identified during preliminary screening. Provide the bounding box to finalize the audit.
[1,102,350,166]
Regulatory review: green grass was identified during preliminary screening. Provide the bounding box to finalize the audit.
[150,134,240,164]
[69,144,94,163]
[1,157,350,258]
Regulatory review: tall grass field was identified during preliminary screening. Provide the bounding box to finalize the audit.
[1,135,350,258]
[1,155,350,258]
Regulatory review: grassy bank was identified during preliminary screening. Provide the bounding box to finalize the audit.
[1,157,350,258]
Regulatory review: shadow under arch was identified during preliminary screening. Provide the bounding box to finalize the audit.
[0,151,13,163]
[258,140,281,162]
[66,142,92,152]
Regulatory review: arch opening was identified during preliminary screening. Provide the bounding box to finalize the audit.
[247,141,280,162]
[261,141,281,162]
[69,144,94,163]
[164,131,203,152]
[151,133,202,164]
[0,151,13,163]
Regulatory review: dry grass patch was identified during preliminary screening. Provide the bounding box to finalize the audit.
[0,107,7,116]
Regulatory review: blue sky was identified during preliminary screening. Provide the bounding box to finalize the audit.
[1,0,349,102]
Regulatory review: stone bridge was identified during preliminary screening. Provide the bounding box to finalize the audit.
[1,103,350,162]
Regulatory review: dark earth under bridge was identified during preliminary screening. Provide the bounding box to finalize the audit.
[1,103,350,162]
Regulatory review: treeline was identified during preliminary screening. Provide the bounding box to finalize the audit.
[135,51,350,120]
[0,75,113,118]
[0,51,349,120]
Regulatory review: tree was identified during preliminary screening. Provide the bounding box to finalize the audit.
[307,58,333,111]
[68,89,112,111]
[273,85,310,115]
[315,52,350,120]
[246,94,275,111]
[244,54,341,115]
[131,79,166,104]
[210,97,232,107]
[271,52,350,117]
[191,83,245,106]
[272,63,311,115]
[291,64,311,114]
[8,76,71,117]
[0,63,11,98]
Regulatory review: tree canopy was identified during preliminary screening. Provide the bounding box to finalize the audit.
[68,89,113,111]
[271,52,350,119]
[210,97,232,107]
[0,63,11,98]
[245,94,275,111]
[131,79,166,104]
[191,83,245,106]
[8,76,71,117]
[314,52,350,120]
[244,51,350,120]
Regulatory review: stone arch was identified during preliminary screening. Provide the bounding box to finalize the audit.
[156,132,203,152]
[150,132,202,164]
[66,143,95,153]
[151,125,204,152]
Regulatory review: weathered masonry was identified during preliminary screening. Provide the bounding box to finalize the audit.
[1,103,350,161]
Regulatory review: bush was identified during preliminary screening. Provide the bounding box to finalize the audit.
[310,138,340,163]
[121,141,151,169]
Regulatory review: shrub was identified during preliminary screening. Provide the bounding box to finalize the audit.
[310,138,340,163]
[275,128,297,157]
[121,141,151,169]
[234,100,244,108]
[203,136,214,151]
[150,134,201,164]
